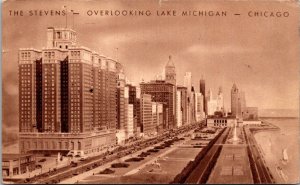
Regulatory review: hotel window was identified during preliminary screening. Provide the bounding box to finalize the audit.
[71,142,74,150]
[52,141,56,149]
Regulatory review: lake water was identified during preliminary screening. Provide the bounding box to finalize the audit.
[254,118,300,183]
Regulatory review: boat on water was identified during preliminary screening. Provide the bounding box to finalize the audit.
[276,165,288,183]
[282,148,288,162]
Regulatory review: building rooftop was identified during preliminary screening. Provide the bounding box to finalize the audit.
[207,115,236,119]
[47,27,76,32]
[2,153,33,161]
[19,48,42,52]
[141,80,174,86]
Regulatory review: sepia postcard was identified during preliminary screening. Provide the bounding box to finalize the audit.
[2,0,299,184]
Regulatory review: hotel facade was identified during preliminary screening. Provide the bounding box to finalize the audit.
[18,27,119,155]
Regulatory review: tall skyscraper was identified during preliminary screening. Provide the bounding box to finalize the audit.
[184,72,192,124]
[176,90,182,127]
[126,104,134,138]
[140,94,154,136]
[140,80,175,129]
[184,72,192,93]
[231,83,239,117]
[155,103,164,134]
[177,86,187,125]
[135,86,142,134]
[164,55,177,126]
[18,27,117,154]
[231,83,246,119]
[116,63,126,130]
[216,86,224,112]
[195,92,204,122]
[191,86,196,123]
[199,77,206,115]
[207,89,217,116]
[165,55,176,85]
[127,84,138,136]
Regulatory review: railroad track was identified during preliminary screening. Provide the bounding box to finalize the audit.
[184,127,229,183]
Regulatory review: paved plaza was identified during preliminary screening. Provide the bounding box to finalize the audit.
[207,127,253,184]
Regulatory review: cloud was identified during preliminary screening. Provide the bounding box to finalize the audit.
[185,44,257,55]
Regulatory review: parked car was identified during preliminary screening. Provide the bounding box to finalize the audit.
[72,171,79,176]
[70,161,78,167]
[67,151,74,157]
[79,155,88,161]
[36,164,42,169]
[38,158,47,162]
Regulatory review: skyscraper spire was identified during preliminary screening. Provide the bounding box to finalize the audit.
[232,83,238,93]
[165,55,176,85]
[218,86,223,94]
[166,54,174,67]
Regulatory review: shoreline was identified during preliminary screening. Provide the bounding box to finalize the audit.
[252,129,281,183]
[252,118,300,184]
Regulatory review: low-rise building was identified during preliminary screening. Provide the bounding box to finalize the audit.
[2,154,36,178]
[206,115,237,128]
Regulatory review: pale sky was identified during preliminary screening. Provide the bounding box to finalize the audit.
[2,0,299,129]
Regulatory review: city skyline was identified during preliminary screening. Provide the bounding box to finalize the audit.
[2,0,299,136]
[2,0,299,184]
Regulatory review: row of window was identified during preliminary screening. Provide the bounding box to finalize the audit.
[21,140,80,150]
[44,52,55,58]
[213,119,228,123]
[20,76,32,80]
[20,79,31,84]
[70,51,80,57]
[44,91,55,95]
[20,67,32,71]
[213,123,227,127]
[20,88,31,93]
[20,52,32,58]
[20,92,31,96]
[20,114,31,118]
[20,103,31,107]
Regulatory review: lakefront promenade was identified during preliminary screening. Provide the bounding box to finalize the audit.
[173,121,278,184]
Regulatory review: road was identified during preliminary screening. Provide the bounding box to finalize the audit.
[24,121,205,184]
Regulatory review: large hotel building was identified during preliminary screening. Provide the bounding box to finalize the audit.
[18,27,120,155]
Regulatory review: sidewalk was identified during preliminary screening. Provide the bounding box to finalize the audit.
[8,157,70,179]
